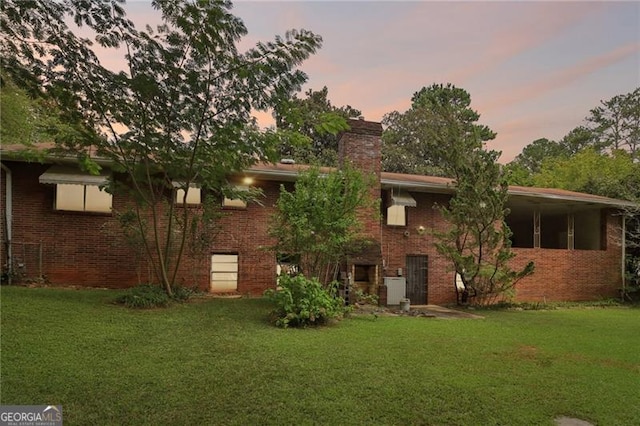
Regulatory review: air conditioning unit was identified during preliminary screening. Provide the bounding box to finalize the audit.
[384,277,406,305]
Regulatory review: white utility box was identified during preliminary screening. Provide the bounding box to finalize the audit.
[384,277,406,305]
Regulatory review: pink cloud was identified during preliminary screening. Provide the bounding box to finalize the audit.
[479,42,640,113]
[449,2,604,83]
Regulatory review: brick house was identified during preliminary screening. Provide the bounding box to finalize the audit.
[0,119,633,304]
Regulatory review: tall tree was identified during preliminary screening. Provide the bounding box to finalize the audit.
[508,138,566,175]
[587,88,640,158]
[1,0,322,296]
[559,126,599,155]
[274,86,361,166]
[425,105,534,304]
[382,83,496,176]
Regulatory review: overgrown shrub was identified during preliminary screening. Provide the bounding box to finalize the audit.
[115,284,196,309]
[265,275,347,328]
[354,288,379,305]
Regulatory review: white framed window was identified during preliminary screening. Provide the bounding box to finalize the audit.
[222,185,249,209]
[39,165,112,213]
[386,205,406,226]
[175,187,201,205]
[210,254,238,292]
[56,184,112,213]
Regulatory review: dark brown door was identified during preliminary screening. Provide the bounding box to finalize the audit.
[406,255,428,304]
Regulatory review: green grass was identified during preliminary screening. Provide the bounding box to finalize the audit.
[1,287,638,425]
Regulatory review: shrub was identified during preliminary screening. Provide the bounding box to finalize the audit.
[353,288,379,305]
[115,284,196,309]
[265,275,347,328]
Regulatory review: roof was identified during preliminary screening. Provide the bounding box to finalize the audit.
[2,144,635,209]
[245,163,636,209]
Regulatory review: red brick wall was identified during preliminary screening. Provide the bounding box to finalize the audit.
[381,195,623,304]
[381,192,458,305]
[1,151,624,302]
[0,162,139,286]
[0,161,284,294]
[208,181,282,295]
[510,210,622,302]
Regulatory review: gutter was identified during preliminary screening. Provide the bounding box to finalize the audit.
[382,178,637,209]
[1,163,12,285]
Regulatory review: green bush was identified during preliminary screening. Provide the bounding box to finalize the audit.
[265,275,347,328]
[115,284,196,309]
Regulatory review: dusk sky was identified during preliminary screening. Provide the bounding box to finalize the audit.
[118,1,639,163]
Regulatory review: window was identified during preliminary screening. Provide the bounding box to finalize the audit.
[540,212,568,249]
[39,165,112,213]
[574,210,603,250]
[387,205,406,226]
[175,187,201,205]
[210,254,238,292]
[172,182,201,205]
[56,184,112,213]
[276,253,300,278]
[222,185,249,209]
[385,189,415,226]
[505,207,534,248]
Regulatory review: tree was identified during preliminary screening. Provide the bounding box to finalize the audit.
[509,138,565,175]
[2,0,322,296]
[587,88,640,158]
[387,94,534,304]
[559,126,600,155]
[533,148,640,200]
[382,83,495,176]
[424,106,534,304]
[274,86,362,166]
[0,66,92,160]
[268,165,375,286]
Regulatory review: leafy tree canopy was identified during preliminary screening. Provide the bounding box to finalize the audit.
[533,148,640,201]
[1,0,322,295]
[587,87,640,158]
[274,86,362,166]
[382,83,496,176]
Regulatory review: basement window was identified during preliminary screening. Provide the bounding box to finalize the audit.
[210,254,238,292]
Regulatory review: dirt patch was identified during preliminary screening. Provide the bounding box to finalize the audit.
[351,303,483,319]
[555,416,593,426]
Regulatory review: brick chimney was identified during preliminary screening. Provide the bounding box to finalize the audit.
[338,119,383,184]
[337,118,383,271]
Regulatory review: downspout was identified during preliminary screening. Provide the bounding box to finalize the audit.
[1,163,12,285]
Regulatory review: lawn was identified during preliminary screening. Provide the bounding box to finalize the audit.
[1,287,638,425]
